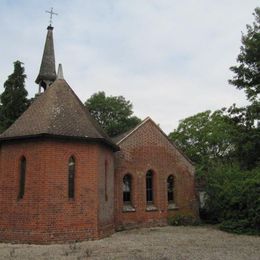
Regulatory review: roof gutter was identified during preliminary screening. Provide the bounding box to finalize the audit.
[0,133,120,152]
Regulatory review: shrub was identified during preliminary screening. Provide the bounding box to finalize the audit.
[219,220,260,235]
[168,213,200,226]
[203,164,260,235]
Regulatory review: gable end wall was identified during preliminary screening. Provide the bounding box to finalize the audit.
[114,119,198,229]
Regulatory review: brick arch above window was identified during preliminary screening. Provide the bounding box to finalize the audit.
[65,153,77,162]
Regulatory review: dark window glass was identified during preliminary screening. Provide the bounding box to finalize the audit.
[18,157,26,199]
[167,175,174,202]
[68,156,75,199]
[146,170,153,203]
[123,174,131,203]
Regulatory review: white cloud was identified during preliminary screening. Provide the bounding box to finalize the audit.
[0,0,258,133]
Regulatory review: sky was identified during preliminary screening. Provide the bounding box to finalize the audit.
[0,0,259,134]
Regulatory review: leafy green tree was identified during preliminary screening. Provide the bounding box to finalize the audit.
[229,7,260,102]
[85,91,141,137]
[204,163,260,235]
[169,110,238,176]
[227,103,260,169]
[0,61,29,132]
[227,7,260,169]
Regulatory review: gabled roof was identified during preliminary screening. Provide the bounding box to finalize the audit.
[35,26,56,84]
[113,117,194,165]
[0,79,119,151]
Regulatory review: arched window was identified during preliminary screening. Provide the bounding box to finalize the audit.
[167,175,174,203]
[18,156,26,199]
[68,156,75,199]
[146,170,153,203]
[123,174,132,204]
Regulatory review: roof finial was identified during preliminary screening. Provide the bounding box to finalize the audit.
[57,64,64,80]
[45,7,58,26]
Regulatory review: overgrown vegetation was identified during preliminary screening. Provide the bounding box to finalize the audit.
[168,213,200,226]
[169,7,260,235]
[204,164,260,235]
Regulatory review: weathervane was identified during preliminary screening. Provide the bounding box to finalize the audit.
[45,7,58,26]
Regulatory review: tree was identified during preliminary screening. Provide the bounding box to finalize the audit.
[204,163,260,235]
[229,7,260,102]
[227,103,260,169]
[0,61,29,132]
[228,7,260,169]
[169,110,238,176]
[85,91,141,137]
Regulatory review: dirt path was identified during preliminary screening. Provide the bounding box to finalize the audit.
[0,226,259,260]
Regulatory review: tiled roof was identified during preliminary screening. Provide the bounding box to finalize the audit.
[35,26,56,84]
[0,79,118,151]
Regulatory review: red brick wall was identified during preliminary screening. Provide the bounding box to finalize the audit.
[0,119,198,243]
[114,119,198,230]
[97,146,115,238]
[0,139,114,244]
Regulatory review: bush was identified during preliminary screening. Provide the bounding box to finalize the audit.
[203,164,260,235]
[168,213,200,226]
[219,220,260,235]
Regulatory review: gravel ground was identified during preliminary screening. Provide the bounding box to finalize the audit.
[0,226,259,260]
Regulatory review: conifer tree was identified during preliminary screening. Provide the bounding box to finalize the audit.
[0,61,29,132]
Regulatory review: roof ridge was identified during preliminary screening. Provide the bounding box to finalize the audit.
[115,116,194,166]
[115,117,150,144]
[59,79,111,140]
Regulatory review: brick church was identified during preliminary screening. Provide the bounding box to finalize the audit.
[0,24,198,243]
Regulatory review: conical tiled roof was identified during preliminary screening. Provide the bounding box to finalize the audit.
[0,79,119,151]
[35,26,56,84]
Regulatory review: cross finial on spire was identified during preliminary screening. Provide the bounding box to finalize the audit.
[45,7,58,26]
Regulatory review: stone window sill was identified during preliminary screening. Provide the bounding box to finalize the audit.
[123,204,136,212]
[168,203,179,210]
[146,204,158,212]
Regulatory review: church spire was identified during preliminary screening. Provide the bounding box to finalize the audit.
[35,25,56,92]
[35,8,58,93]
